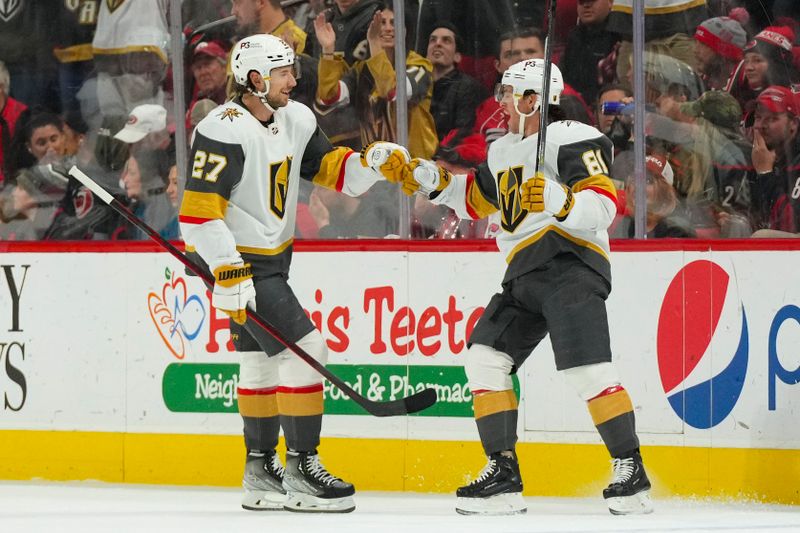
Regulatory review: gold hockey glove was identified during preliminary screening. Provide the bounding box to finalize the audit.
[360,141,411,183]
[400,158,452,196]
[521,172,574,221]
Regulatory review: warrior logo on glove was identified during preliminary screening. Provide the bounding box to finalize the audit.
[216,264,253,282]
[212,262,255,325]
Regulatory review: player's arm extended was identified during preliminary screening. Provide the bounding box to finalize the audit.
[301,125,392,197]
[410,159,499,220]
[178,131,243,269]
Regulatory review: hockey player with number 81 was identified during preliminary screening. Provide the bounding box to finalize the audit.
[397,58,654,516]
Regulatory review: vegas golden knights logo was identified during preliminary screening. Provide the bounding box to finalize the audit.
[106,0,124,13]
[0,0,22,22]
[269,157,292,218]
[498,166,527,232]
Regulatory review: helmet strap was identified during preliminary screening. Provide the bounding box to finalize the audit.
[248,78,277,112]
[513,94,540,134]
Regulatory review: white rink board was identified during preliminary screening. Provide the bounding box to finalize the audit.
[1,249,799,449]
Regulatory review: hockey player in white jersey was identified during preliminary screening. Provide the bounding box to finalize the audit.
[179,33,409,514]
[399,59,653,516]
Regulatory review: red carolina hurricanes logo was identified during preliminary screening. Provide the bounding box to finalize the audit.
[73,187,94,219]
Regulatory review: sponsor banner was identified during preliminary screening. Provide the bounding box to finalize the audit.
[1,250,800,449]
[162,362,520,417]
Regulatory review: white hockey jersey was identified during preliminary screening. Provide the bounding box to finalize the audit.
[179,99,382,276]
[431,120,618,283]
[92,0,169,63]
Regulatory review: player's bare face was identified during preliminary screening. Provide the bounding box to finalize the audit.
[498,86,518,130]
[267,66,297,108]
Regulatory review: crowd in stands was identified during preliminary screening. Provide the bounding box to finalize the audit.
[1,0,800,241]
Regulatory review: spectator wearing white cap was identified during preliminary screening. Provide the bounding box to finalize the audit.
[693,14,748,90]
[113,103,176,239]
[611,154,696,238]
[114,103,170,153]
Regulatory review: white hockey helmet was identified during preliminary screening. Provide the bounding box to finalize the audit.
[501,59,565,106]
[231,34,295,90]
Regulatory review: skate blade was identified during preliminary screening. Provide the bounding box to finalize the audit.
[284,492,355,513]
[455,492,527,515]
[241,489,287,511]
[607,489,654,515]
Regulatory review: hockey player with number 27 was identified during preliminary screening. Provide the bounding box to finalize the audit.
[179,33,409,514]
[398,58,654,516]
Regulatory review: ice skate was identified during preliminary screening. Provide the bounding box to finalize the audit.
[603,449,654,515]
[241,449,287,511]
[455,451,527,515]
[282,450,355,513]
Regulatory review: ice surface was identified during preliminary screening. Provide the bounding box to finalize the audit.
[1,482,799,533]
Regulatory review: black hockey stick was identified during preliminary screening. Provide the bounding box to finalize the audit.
[189,15,236,40]
[66,165,437,417]
[534,0,558,176]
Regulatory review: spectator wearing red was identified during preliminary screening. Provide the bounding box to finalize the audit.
[186,41,228,130]
[693,14,748,90]
[747,86,800,233]
[190,41,229,106]
[729,26,799,110]
[472,32,515,146]
[0,61,30,186]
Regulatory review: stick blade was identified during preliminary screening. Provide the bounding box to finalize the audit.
[364,387,437,417]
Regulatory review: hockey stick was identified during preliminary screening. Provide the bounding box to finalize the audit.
[66,165,437,417]
[534,0,558,176]
[189,15,236,40]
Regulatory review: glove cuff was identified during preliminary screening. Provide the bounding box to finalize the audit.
[213,263,253,288]
[554,187,575,221]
